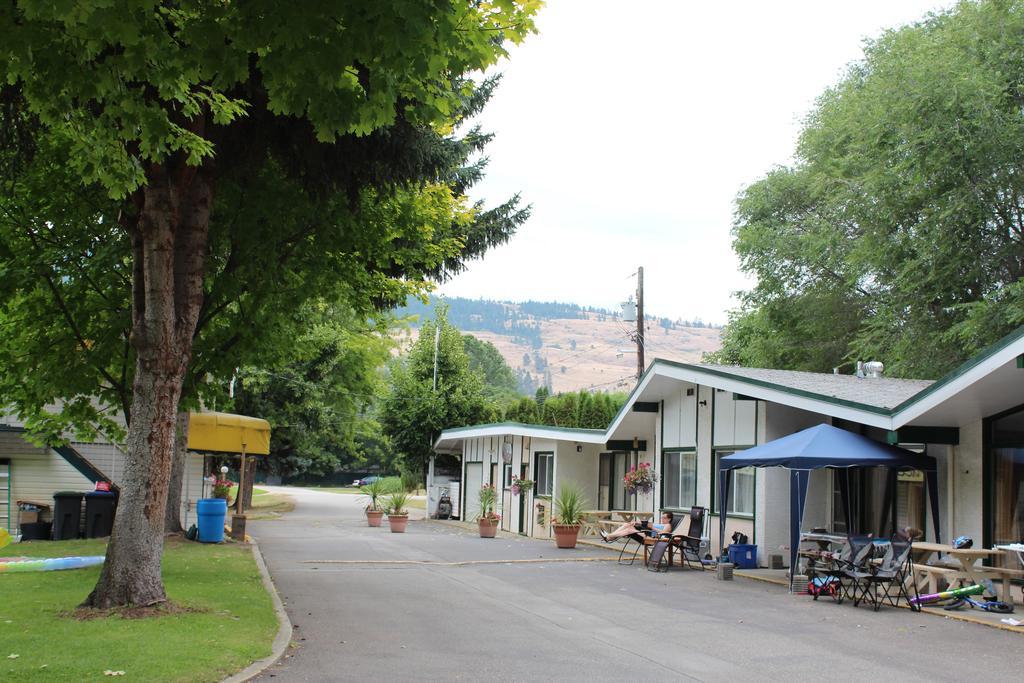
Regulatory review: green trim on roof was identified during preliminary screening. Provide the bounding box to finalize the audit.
[887,426,959,445]
[606,364,657,435]
[439,421,605,437]
[889,324,1024,413]
[52,443,115,487]
[0,426,115,486]
[446,325,1024,445]
[653,359,893,416]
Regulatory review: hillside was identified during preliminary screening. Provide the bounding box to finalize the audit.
[394,297,721,394]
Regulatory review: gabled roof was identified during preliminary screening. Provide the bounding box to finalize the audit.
[609,324,1024,433]
[434,422,606,453]
[436,325,1024,452]
[694,364,932,409]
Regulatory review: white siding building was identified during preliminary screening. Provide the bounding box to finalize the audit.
[436,325,1024,577]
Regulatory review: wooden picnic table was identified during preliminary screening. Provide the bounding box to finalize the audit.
[611,510,653,522]
[579,510,612,536]
[911,542,1014,602]
[995,543,1024,566]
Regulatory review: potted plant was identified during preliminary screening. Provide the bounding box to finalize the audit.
[511,475,533,496]
[623,462,658,495]
[360,478,390,527]
[477,483,500,538]
[385,490,411,533]
[551,483,586,549]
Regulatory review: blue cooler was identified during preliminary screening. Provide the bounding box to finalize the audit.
[197,498,228,543]
[727,543,758,569]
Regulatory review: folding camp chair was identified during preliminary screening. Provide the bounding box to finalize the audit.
[836,536,875,604]
[850,537,917,611]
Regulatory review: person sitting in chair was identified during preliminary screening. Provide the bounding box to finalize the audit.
[600,511,674,542]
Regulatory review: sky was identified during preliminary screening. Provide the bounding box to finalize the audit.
[438,0,955,325]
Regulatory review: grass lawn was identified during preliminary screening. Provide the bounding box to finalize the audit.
[228,485,295,520]
[1,537,278,682]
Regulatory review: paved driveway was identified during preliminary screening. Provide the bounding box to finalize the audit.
[252,487,1024,681]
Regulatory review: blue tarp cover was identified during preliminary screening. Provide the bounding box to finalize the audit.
[716,423,940,586]
[717,423,937,472]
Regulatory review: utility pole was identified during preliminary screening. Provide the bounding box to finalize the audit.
[636,266,644,381]
[427,319,442,515]
[432,323,441,392]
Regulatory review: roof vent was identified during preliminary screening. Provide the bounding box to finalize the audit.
[864,361,884,378]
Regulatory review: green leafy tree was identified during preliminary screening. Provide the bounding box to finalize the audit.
[462,334,520,404]
[715,0,1024,378]
[232,304,391,479]
[381,307,496,475]
[504,395,540,424]
[0,1,538,608]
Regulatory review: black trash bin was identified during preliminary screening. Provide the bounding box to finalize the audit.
[52,491,84,540]
[84,490,118,538]
[20,521,52,541]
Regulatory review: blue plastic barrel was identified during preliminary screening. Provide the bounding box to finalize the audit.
[197,498,228,543]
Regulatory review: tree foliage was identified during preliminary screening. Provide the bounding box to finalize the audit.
[231,304,391,479]
[0,1,539,608]
[461,333,520,404]
[381,306,496,473]
[712,0,1024,378]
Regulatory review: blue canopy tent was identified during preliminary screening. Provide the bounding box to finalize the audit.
[717,423,940,589]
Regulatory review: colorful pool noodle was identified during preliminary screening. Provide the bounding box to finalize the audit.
[0,555,105,573]
[909,582,984,606]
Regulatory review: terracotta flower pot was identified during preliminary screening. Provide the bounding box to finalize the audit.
[388,513,409,533]
[366,510,385,527]
[478,518,498,538]
[553,524,581,549]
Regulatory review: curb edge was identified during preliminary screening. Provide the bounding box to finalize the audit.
[222,538,293,683]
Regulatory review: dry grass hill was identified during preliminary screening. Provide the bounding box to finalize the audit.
[396,301,721,394]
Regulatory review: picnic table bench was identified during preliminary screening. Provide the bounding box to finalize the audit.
[911,542,1019,603]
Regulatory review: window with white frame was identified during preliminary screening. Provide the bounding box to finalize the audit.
[715,451,754,516]
[503,463,512,489]
[534,452,554,496]
[662,450,697,510]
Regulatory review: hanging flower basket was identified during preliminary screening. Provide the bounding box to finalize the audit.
[511,476,533,496]
[623,462,658,495]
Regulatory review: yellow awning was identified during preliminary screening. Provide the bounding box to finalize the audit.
[187,411,271,456]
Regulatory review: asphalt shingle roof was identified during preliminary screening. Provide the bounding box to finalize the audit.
[691,364,934,410]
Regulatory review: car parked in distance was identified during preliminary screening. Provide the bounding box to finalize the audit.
[352,475,382,487]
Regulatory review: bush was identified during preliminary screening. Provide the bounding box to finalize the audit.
[400,469,422,493]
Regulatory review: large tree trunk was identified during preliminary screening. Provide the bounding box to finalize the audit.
[164,410,191,533]
[83,159,211,609]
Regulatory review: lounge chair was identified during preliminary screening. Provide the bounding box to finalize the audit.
[646,506,707,572]
[669,506,708,570]
[614,516,672,566]
[616,526,650,566]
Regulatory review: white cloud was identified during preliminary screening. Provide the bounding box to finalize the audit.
[440,0,954,324]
